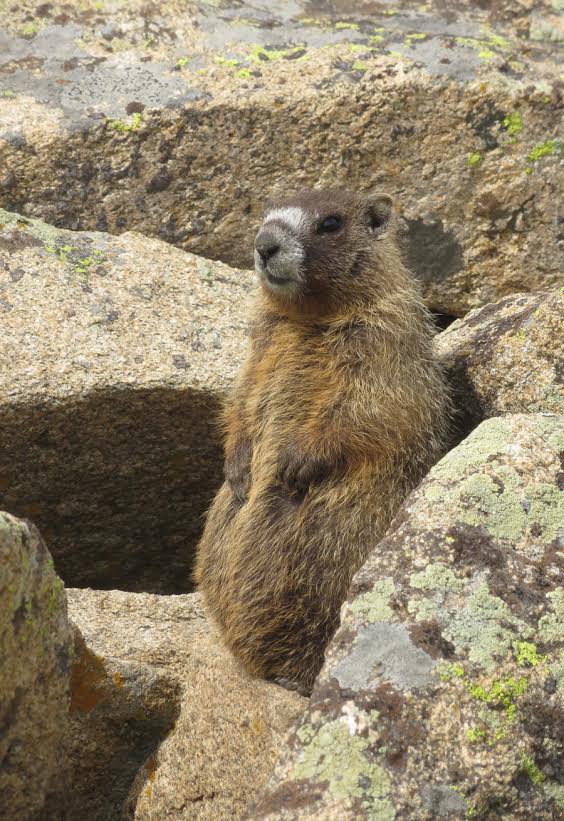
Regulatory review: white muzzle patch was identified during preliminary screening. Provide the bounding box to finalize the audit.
[255,208,309,295]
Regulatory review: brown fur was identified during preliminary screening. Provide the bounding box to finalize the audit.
[194,189,451,691]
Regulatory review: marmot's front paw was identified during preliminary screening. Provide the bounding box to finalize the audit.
[225,439,252,503]
[277,445,332,496]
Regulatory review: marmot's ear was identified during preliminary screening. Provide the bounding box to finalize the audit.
[366,193,393,238]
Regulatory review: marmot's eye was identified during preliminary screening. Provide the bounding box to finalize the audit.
[317,215,342,234]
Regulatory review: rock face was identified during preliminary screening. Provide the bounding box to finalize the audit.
[254,415,564,820]
[0,209,250,593]
[436,289,563,435]
[66,588,306,820]
[0,511,73,819]
[1,2,562,315]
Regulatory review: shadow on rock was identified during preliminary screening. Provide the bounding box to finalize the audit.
[0,386,223,594]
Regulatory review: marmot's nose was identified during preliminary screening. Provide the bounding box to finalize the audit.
[255,231,280,264]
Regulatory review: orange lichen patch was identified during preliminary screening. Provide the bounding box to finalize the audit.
[144,756,158,781]
[145,785,153,799]
[113,672,125,688]
[70,639,109,712]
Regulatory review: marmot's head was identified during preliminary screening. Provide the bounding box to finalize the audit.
[254,189,395,312]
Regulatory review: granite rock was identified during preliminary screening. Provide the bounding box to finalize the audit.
[66,588,306,820]
[0,209,250,593]
[0,511,73,819]
[436,289,563,435]
[254,414,564,820]
[0,1,562,315]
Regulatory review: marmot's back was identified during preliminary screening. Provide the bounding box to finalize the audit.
[194,189,451,691]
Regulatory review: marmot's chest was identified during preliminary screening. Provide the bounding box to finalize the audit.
[246,327,338,435]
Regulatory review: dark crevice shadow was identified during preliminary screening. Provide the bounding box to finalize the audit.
[0,386,224,594]
[433,311,458,331]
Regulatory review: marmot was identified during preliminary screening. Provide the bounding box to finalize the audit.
[194,189,451,691]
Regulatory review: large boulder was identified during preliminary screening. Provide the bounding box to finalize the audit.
[0,2,562,315]
[66,588,306,820]
[0,209,249,593]
[436,288,563,435]
[254,414,564,819]
[0,511,73,819]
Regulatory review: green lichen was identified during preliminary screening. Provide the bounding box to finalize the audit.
[335,21,359,31]
[467,152,482,167]
[47,576,64,616]
[405,32,427,45]
[520,753,545,786]
[448,670,533,747]
[429,418,512,479]
[20,20,41,37]
[438,662,465,681]
[43,239,106,280]
[456,30,510,60]
[513,641,546,667]
[503,111,523,136]
[352,61,368,71]
[455,37,493,60]
[538,588,563,643]
[427,421,563,544]
[74,250,105,277]
[229,16,262,28]
[458,473,526,541]
[0,208,62,249]
[0,89,16,98]
[487,32,510,49]
[544,781,564,809]
[465,674,528,719]
[410,564,465,594]
[350,578,396,623]
[466,726,486,743]
[409,567,531,671]
[108,37,132,54]
[236,68,252,79]
[176,57,189,68]
[215,56,240,67]
[107,112,142,132]
[549,652,564,693]
[446,584,531,671]
[293,720,394,819]
[528,139,561,163]
[370,34,384,44]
